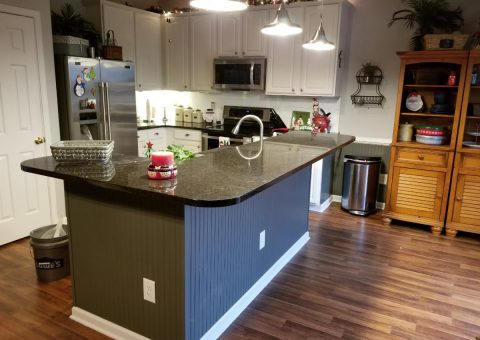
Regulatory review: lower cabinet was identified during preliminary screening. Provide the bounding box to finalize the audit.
[446,153,480,236]
[173,129,202,154]
[389,167,445,220]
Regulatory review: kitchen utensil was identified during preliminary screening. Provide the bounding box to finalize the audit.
[463,141,480,148]
[398,123,414,141]
[415,134,447,145]
[415,125,446,136]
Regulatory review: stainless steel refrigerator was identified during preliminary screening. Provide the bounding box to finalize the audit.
[54,56,137,155]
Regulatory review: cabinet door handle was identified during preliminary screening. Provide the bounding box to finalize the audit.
[338,50,343,69]
[235,51,238,55]
[242,51,245,56]
[185,133,190,137]
[168,39,172,43]
[292,89,295,92]
[300,89,303,92]
[184,85,188,89]
[417,155,425,160]
[154,133,159,136]
[456,196,463,202]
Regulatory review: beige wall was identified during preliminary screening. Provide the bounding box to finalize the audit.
[340,0,479,141]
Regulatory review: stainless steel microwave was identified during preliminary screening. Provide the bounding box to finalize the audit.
[213,58,266,91]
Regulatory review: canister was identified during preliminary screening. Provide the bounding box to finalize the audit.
[398,123,414,142]
[192,109,203,123]
[183,107,193,123]
[175,106,184,122]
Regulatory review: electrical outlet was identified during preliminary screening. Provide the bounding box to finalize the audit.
[143,278,156,304]
[259,230,265,250]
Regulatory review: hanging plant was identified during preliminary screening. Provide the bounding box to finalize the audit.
[387,0,464,51]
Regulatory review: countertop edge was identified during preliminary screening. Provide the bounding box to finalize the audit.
[21,135,355,208]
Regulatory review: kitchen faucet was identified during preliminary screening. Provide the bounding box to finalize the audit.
[232,115,264,160]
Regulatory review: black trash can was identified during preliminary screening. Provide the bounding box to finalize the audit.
[30,224,70,282]
[341,155,381,216]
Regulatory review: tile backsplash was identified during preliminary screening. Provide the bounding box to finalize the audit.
[136,90,341,132]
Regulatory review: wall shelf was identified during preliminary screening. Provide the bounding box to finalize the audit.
[351,65,385,106]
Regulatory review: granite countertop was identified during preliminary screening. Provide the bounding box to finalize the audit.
[138,121,224,132]
[21,132,354,207]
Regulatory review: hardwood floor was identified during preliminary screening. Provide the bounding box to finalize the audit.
[1,204,480,339]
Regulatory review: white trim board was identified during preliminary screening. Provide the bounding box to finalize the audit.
[200,232,310,340]
[310,196,333,213]
[70,232,310,340]
[71,307,149,340]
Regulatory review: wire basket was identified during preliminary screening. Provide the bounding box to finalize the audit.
[50,141,114,163]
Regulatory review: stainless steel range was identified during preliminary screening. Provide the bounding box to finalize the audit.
[202,106,287,151]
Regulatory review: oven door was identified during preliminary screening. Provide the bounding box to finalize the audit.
[213,58,266,90]
[202,134,251,151]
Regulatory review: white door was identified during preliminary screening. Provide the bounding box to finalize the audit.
[0,12,52,245]
[102,2,136,62]
[165,16,190,91]
[190,14,216,91]
[217,12,241,57]
[242,10,267,57]
[265,7,303,95]
[300,4,340,96]
[135,11,162,90]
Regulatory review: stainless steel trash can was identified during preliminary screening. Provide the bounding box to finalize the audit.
[341,155,381,216]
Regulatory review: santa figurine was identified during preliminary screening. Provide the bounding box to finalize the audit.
[311,98,331,135]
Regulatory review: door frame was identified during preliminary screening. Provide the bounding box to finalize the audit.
[0,3,57,223]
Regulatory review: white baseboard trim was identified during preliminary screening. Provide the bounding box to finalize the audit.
[310,196,333,213]
[332,195,385,211]
[70,232,310,340]
[71,307,149,340]
[200,232,310,340]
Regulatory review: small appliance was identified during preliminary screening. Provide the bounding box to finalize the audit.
[213,58,266,91]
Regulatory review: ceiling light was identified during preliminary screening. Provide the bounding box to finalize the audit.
[302,0,335,51]
[261,0,303,37]
[190,0,248,12]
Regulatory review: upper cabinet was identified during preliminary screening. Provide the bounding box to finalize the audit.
[135,11,162,90]
[102,2,136,62]
[190,14,217,91]
[266,2,347,97]
[217,13,241,57]
[165,16,190,91]
[216,10,267,57]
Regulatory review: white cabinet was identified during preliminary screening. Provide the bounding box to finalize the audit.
[190,14,216,91]
[265,7,303,95]
[165,16,190,91]
[135,11,162,90]
[266,3,346,97]
[242,10,268,57]
[217,13,241,57]
[216,10,267,57]
[137,130,148,157]
[102,2,136,62]
[174,129,202,154]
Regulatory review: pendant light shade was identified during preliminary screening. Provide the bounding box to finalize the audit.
[302,22,335,51]
[261,1,302,37]
[190,0,248,12]
[302,0,335,51]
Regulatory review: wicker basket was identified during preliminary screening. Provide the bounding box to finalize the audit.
[424,34,469,50]
[102,45,122,61]
[51,141,114,163]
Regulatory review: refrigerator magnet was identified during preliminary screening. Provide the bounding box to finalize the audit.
[82,68,91,81]
[91,87,97,97]
[74,75,85,97]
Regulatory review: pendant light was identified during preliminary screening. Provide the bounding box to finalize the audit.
[261,0,303,37]
[302,0,335,51]
[190,0,248,12]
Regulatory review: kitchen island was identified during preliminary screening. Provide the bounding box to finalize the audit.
[21,132,354,340]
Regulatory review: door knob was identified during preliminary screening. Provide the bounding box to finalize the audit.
[34,137,46,145]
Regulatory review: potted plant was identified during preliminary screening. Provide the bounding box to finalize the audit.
[388,0,464,51]
[465,18,480,50]
[51,4,99,56]
[358,63,382,84]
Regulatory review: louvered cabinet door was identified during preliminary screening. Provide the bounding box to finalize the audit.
[452,175,480,225]
[390,167,445,220]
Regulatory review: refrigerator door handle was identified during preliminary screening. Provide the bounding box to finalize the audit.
[99,82,108,139]
[104,82,112,140]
